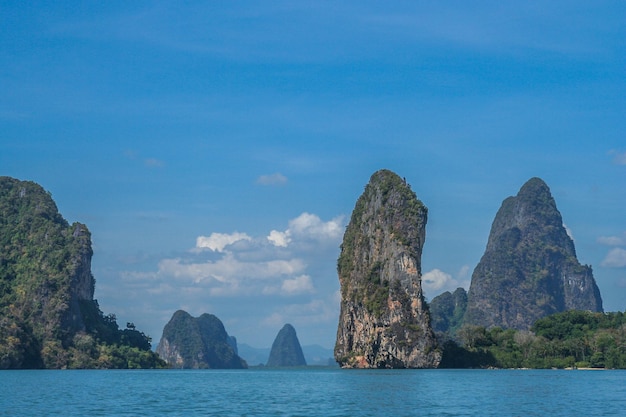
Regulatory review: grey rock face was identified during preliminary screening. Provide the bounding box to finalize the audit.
[266,324,306,367]
[334,170,441,368]
[464,177,603,330]
[156,310,247,369]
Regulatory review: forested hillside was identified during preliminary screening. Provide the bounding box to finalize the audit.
[440,310,626,369]
[0,177,164,368]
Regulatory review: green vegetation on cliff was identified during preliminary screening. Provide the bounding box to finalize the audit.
[337,169,427,317]
[0,177,164,369]
[430,288,467,336]
[440,310,626,369]
[335,169,440,369]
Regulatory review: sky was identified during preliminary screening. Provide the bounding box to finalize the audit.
[1,1,625,350]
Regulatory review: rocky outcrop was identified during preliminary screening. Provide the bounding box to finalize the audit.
[429,287,467,335]
[266,324,306,367]
[0,176,162,369]
[156,310,247,369]
[334,170,441,368]
[464,177,603,330]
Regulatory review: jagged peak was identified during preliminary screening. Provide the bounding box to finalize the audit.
[518,177,550,196]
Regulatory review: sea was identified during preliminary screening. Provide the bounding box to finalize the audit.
[1,368,624,416]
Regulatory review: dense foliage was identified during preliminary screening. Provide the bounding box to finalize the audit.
[0,177,165,369]
[439,310,626,369]
[430,288,467,335]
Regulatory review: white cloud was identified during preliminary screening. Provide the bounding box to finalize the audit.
[267,212,344,247]
[261,312,284,327]
[256,172,288,186]
[267,229,291,247]
[563,224,574,241]
[422,268,453,292]
[597,235,626,246]
[288,212,343,240]
[262,274,315,296]
[601,248,626,268]
[281,275,314,295]
[422,268,470,299]
[288,212,344,241]
[117,209,343,340]
[158,253,305,285]
[196,232,251,252]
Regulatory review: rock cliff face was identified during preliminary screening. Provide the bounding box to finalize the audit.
[0,176,162,369]
[335,170,441,368]
[266,324,306,367]
[156,310,247,369]
[464,177,603,330]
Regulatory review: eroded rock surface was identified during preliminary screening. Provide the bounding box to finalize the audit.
[334,170,440,368]
[464,177,603,330]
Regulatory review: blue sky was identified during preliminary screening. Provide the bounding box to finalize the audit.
[1,1,625,349]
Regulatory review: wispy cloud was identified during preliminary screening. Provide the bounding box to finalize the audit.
[597,234,626,246]
[598,232,626,268]
[123,149,165,168]
[609,150,626,165]
[261,297,337,328]
[256,172,288,186]
[262,274,315,296]
[601,248,626,268]
[144,158,165,168]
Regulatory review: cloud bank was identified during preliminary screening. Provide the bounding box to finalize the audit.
[598,231,626,269]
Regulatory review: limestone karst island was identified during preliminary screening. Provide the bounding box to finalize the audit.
[334,169,440,368]
[1,173,624,369]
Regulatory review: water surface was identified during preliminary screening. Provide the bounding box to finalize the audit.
[2,368,624,416]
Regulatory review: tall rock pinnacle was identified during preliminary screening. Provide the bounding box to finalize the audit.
[464,177,603,330]
[266,324,307,367]
[334,170,441,368]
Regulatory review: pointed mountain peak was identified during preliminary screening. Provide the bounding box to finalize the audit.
[267,323,306,367]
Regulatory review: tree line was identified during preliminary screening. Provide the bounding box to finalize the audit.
[439,310,626,369]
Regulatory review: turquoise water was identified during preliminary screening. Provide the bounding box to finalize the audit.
[1,368,624,416]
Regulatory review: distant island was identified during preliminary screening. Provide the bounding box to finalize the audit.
[266,324,307,367]
[1,174,623,370]
[156,310,247,369]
